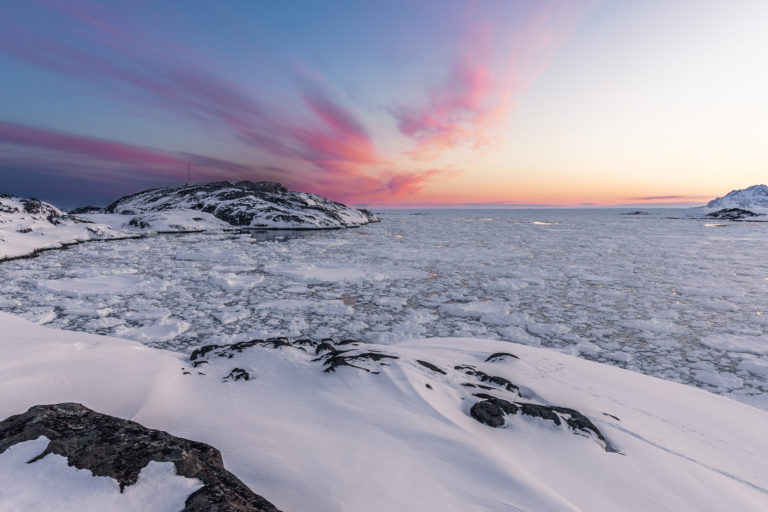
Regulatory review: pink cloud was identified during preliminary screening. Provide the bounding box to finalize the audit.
[0,121,182,167]
[0,3,448,203]
[288,91,380,174]
[392,1,592,159]
[0,121,282,185]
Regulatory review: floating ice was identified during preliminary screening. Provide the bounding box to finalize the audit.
[2,209,768,408]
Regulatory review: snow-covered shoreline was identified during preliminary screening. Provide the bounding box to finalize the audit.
[1,182,379,261]
[2,310,767,511]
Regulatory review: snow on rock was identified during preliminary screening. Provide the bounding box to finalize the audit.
[103,181,379,229]
[0,193,122,260]
[706,184,768,210]
[81,209,232,233]
[2,311,768,512]
[1,182,378,259]
[0,437,201,512]
[0,403,279,511]
[705,208,761,220]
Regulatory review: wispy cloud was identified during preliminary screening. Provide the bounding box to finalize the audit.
[0,5,446,203]
[392,2,592,159]
[630,195,712,201]
[0,120,280,187]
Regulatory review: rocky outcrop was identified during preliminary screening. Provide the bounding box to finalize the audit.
[705,208,761,220]
[0,193,67,225]
[0,194,122,260]
[69,205,107,214]
[104,181,379,229]
[0,403,281,512]
[469,394,613,451]
[188,337,613,451]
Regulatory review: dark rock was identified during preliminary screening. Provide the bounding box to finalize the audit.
[416,360,447,375]
[705,208,760,220]
[468,396,612,451]
[621,211,648,216]
[190,344,223,361]
[0,403,280,511]
[454,365,519,394]
[225,368,251,382]
[70,205,106,214]
[425,384,433,389]
[484,352,519,362]
[322,352,399,373]
[128,217,151,229]
[315,342,337,355]
[470,397,519,428]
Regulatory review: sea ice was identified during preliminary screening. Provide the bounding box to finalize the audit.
[2,209,768,407]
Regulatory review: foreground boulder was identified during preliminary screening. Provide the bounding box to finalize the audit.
[0,403,281,512]
[103,181,379,229]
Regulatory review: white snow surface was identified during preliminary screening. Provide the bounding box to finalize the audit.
[0,194,122,260]
[706,184,768,209]
[3,209,768,409]
[80,210,231,233]
[1,311,767,511]
[0,436,202,512]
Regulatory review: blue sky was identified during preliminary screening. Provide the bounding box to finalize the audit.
[1,0,766,208]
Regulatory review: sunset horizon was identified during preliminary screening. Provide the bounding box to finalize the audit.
[2,1,766,208]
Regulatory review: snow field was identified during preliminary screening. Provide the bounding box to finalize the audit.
[1,312,767,512]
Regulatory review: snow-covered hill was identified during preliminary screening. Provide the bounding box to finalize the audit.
[1,311,767,511]
[101,181,379,229]
[0,193,122,260]
[1,183,379,259]
[706,184,768,209]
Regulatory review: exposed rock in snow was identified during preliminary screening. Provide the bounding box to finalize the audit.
[706,184,768,209]
[3,311,768,511]
[189,337,613,451]
[705,208,761,220]
[0,193,123,260]
[69,205,107,214]
[2,182,378,258]
[0,403,281,512]
[104,181,379,229]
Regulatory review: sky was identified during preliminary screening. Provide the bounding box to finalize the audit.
[0,0,766,209]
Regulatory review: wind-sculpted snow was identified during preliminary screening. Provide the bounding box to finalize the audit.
[104,181,379,229]
[0,193,122,260]
[187,336,614,451]
[2,209,768,410]
[2,312,768,511]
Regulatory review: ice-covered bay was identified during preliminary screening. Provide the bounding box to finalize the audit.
[2,209,768,408]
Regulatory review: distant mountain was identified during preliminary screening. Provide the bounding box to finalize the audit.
[706,184,768,209]
[102,181,379,229]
